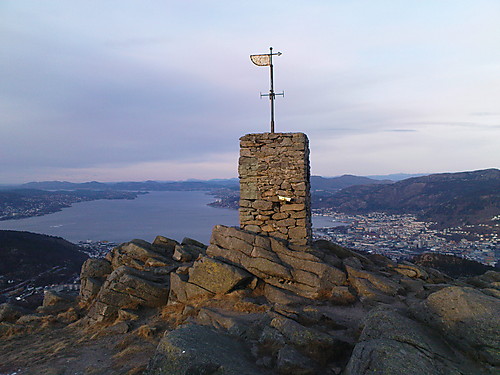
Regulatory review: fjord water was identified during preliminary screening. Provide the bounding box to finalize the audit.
[0,191,238,244]
[0,191,337,245]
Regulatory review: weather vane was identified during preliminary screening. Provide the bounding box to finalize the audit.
[250,47,284,133]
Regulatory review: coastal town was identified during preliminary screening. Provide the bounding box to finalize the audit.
[312,209,499,267]
[0,190,140,221]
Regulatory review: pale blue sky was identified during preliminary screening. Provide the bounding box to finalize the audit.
[1,1,499,183]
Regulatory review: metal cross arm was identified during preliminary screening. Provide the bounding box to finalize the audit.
[250,47,284,133]
[261,90,285,101]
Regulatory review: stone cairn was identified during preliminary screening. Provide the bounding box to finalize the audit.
[238,132,312,246]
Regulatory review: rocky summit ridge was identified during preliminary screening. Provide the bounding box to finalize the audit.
[1,225,499,375]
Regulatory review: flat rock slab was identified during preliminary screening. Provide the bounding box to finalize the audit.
[188,257,252,294]
[109,239,172,271]
[145,324,271,375]
[169,272,214,303]
[345,339,450,375]
[345,265,401,301]
[345,307,490,375]
[422,286,500,366]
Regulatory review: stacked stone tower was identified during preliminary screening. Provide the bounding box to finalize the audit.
[238,132,312,246]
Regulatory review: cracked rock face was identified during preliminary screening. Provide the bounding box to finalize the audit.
[87,266,169,323]
[206,225,347,301]
[79,258,112,304]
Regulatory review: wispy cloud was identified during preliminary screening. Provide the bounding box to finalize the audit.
[470,112,500,117]
[385,129,418,133]
[403,121,500,129]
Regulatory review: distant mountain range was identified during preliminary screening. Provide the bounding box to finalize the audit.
[366,173,428,181]
[4,179,240,192]
[0,174,401,192]
[311,175,392,192]
[8,175,387,193]
[314,168,500,227]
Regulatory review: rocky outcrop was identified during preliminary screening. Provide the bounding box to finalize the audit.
[73,225,500,374]
[87,266,170,323]
[81,235,213,323]
[82,236,180,323]
[206,225,347,301]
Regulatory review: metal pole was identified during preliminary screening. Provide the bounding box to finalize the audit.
[269,47,275,133]
[251,47,283,133]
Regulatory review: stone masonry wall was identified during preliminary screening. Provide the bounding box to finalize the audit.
[238,132,312,246]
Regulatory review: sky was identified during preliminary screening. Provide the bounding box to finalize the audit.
[1,1,499,183]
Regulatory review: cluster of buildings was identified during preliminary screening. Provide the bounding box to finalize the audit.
[77,240,119,258]
[0,197,71,220]
[0,190,138,221]
[312,209,499,266]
